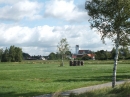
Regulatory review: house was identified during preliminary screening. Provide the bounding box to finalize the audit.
[87,54,95,60]
[40,56,46,60]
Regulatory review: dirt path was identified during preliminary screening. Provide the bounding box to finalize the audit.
[34,80,130,97]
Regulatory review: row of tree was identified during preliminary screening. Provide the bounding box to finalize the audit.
[48,51,71,60]
[0,45,22,62]
[48,47,130,61]
[95,47,130,60]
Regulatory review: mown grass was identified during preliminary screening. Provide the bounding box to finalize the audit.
[70,82,130,97]
[0,60,130,97]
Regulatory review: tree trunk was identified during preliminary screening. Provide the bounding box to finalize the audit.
[112,33,119,88]
[61,55,64,66]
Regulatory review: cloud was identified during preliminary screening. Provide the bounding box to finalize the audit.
[44,0,88,22]
[0,0,43,21]
[0,0,114,56]
[0,0,20,3]
[0,23,113,55]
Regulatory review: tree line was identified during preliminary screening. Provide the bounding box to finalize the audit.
[48,47,130,60]
[0,45,22,62]
[95,47,130,60]
[48,51,71,60]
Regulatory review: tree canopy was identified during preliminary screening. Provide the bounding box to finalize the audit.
[57,38,70,66]
[85,0,130,44]
[1,46,22,62]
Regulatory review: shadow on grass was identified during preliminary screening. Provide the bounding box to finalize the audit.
[0,92,45,97]
[1,75,130,97]
[116,74,130,81]
[55,75,130,82]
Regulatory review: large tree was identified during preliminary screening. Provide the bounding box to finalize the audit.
[57,38,70,66]
[9,45,15,62]
[48,52,56,60]
[0,49,3,62]
[1,48,9,62]
[85,0,130,87]
[1,46,22,62]
[14,47,22,62]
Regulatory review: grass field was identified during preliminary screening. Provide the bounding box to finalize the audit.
[70,82,130,97]
[0,60,130,97]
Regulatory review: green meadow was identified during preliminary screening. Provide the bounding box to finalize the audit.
[0,60,130,97]
[70,82,130,97]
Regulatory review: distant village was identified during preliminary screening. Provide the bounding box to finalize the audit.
[72,45,95,60]
[23,45,95,60]
[23,44,130,61]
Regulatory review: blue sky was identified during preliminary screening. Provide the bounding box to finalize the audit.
[0,0,113,56]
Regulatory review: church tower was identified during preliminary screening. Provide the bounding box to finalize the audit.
[75,45,79,55]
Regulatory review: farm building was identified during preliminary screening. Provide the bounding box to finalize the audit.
[72,45,95,60]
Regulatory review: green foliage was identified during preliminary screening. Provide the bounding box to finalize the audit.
[85,0,130,44]
[48,52,57,60]
[1,46,22,62]
[81,55,91,60]
[95,50,108,60]
[95,47,130,60]
[65,51,72,55]
[57,38,70,55]
[22,52,30,59]
[1,48,9,62]
[0,49,3,61]
[14,47,22,62]
[111,48,116,59]
[48,51,72,60]
[9,45,15,62]
[85,0,130,87]
[57,38,70,66]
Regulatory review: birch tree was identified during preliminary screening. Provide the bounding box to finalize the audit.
[85,0,130,88]
[57,38,70,66]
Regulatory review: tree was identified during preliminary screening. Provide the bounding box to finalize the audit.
[82,54,91,60]
[1,46,22,62]
[65,51,72,59]
[119,47,130,59]
[48,52,56,60]
[106,50,112,60]
[85,0,130,87]
[65,51,72,56]
[111,48,116,60]
[0,49,3,62]
[95,50,107,60]
[57,38,70,66]
[1,47,9,62]
[22,52,30,60]
[9,45,15,62]
[14,47,22,62]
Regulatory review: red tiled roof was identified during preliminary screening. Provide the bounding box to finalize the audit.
[72,55,77,58]
[87,54,95,58]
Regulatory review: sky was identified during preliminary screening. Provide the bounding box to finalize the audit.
[0,0,113,56]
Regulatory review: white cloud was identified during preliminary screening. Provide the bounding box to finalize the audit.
[0,23,113,55]
[44,0,88,22]
[0,0,114,55]
[0,0,43,21]
[0,0,20,3]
